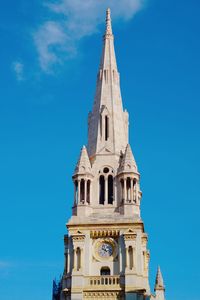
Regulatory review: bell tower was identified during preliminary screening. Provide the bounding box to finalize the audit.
[57,8,166,300]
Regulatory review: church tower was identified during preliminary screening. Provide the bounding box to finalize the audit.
[57,8,166,300]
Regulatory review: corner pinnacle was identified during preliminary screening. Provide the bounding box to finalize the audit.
[154,266,165,291]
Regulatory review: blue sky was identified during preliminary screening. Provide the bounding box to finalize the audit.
[0,0,200,299]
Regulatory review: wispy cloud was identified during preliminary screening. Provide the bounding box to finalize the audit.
[12,61,24,81]
[34,0,146,72]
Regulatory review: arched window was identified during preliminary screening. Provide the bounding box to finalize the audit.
[108,175,113,204]
[100,266,110,276]
[105,116,109,141]
[87,180,90,203]
[77,247,81,271]
[128,246,133,270]
[99,175,105,204]
[127,177,131,202]
[80,179,85,202]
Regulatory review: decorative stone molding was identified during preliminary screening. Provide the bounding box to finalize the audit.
[123,228,137,241]
[141,234,148,246]
[71,230,85,242]
[143,250,150,271]
[72,235,85,242]
[83,291,124,299]
[92,237,118,262]
[90,229,119,238]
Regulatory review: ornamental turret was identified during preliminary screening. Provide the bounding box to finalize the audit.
[117,144,142,216]
[72,146,93,213]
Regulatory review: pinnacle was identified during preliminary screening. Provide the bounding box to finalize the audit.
[154,266,165,291]
[118,144,138,174]
[74,145,92,175]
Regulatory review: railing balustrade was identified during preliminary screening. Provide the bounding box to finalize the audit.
[87,275,120,286]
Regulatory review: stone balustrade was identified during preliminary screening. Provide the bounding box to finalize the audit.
[85,275,121,290]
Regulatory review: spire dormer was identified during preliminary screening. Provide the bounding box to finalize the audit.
[88,8,129,158]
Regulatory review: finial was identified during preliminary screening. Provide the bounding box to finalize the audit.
[105,7,112,36]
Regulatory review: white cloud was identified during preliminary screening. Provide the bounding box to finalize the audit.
[13,61,24,81]
[34,0,146,72]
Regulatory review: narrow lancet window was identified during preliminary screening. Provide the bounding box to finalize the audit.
[105,116,109,141]
[87,180,90,203]
[99,175,105,204]
[127,177,131,201]
[128,246,133,270]
[77,247,81,271]
[80,179,85,203]
[108,175,113,204]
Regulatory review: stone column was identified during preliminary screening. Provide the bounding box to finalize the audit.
[88,180,91,204]
[114,178,117,203]
[132,248,135,270]
[135,180,138,204]
[84,179,87,204]
[126,247,129,269]
[78,180,80,204]
[74,183,77,206]
[67,250,70,273]
[133,182,136,202]
[130,179,134,202]
[73,248,77,271]
[124,178,127,202]
[80,248,83,270]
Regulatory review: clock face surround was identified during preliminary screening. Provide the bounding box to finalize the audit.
[93,238,118,261]
[98,242,113,257]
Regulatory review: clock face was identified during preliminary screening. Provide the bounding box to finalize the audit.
[98,243,113,257]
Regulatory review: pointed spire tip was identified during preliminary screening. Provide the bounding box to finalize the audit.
[106,8,111,16]
[105,7,112,36]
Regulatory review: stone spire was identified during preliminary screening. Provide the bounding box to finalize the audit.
[118,144,138,174]
[88,8,129,157]
[74,146,92,175]
[154,266,165,291]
